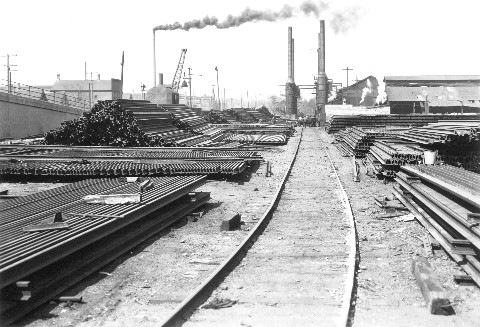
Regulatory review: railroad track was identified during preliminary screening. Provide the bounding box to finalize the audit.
[159,128,358,327]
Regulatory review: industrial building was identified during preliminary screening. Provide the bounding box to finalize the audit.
[338,76,379,107]
[385,75,480,114]
[50,78,123,106]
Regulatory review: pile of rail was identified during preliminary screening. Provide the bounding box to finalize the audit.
[326,114,480,134]
[366,141,425,178]
[117,100,210,146]
[393,165,480,285]
[333,126,402,158]
[0,146,262,178]
[0,175,209,324]
[398,120,480,145]
[223,134,287,145]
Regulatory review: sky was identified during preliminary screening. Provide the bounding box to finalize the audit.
[1,0,479,102]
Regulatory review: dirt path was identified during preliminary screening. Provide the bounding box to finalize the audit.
[183,128,351,326]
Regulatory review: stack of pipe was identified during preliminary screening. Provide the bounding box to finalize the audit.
[326,114,480,134]
[393,165,480,285]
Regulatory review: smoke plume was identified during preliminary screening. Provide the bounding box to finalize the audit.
[359,78,372,105]
[154,0,329,31]
[330,6,365,34]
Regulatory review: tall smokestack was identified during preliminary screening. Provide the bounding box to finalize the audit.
[292,38,295,83]
[153,30,157,87]
[287,27,293,83]
[318,20,325,74]
[317,20,327,127]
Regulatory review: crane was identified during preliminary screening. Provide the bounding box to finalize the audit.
[171,49,187,93]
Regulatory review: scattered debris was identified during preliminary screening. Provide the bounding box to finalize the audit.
[202,297,238,309]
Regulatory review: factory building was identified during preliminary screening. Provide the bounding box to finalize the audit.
[339,76,379,107]
[50,78,122,105]
[385,75,480,114]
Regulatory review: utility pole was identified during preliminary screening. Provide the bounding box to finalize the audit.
[342,67,353,88]
[215,66,220,110]
[2,54,18,93]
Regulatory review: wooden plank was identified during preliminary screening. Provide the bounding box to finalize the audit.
[412,256,452,315]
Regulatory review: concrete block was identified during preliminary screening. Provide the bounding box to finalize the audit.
[220,213,241,231]
[412,256,452,315]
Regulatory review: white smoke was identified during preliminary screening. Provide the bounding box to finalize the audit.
[375,79,387,105]
[359,78,372,105]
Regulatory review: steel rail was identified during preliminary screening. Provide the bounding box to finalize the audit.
[0,192,211,325]
[392,187,480,286]
[158,129,303,327]
[401,165,480,208]
[0,176,206,288]
[320,137,359,327]
[395,177,480,249]
[159,129,358,327]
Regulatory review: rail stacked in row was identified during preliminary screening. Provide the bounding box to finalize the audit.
[393,165,480,285]
[0,146,262,161]
[326,114,480,134]
[399,120,480,145]
[223,134,287,145]
[0,160,248,176]
[0,176,208,324]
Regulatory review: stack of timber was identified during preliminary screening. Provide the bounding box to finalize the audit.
[326,114,480,134]
[393,165,480,285]
[0,176,208,324]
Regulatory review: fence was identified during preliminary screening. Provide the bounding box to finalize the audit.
[0,79,89,111]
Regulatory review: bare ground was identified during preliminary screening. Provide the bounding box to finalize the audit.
[2,127,480,327]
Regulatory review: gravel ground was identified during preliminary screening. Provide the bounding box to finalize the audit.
[2,126,480,327]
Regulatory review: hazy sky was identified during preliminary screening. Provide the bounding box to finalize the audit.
[1,0,478,101]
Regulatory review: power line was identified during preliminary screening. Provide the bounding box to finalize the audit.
[342,66,353,88]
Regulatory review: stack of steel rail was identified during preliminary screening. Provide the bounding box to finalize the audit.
[368,141,425,178]
[0,160,248,176]
[398,120,480,145]
[0,176,208,324]
[223,134,287,145]
[161,104,223,143]
[326,114,480,134]
[115,100,213,146]
[0,146,262,177]
[333,126,396,158]
[393,165,480,285]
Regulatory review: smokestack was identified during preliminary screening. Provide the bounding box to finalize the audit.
[153,30,157,87]
[292,38,295,83]
[158,73,163,86]
[287,27,293,83]
[318,20,325,74]
[317,20,327,127]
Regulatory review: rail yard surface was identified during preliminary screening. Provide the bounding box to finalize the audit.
[2,127,479,327]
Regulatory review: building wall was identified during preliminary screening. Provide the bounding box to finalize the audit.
[342,77,379,106]
[0,92,84,139]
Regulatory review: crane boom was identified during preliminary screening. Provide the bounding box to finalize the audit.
[171,49,187,93]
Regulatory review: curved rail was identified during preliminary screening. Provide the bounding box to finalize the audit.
[160,130,358,327]
[319,137,359,327]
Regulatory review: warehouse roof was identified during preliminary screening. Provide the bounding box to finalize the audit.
[386,86,480,104]
[384,75,480,82]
